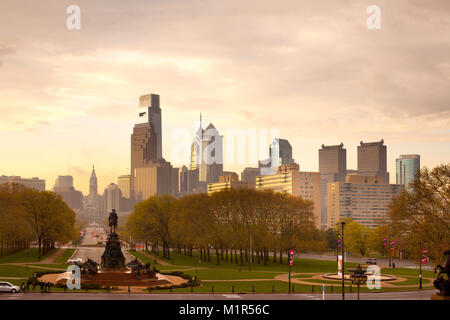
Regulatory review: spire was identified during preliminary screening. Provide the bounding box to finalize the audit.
[200,112,202,129]
[89,164,98,196]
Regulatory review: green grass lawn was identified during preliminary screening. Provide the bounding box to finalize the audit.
[54,249,75,264]
[0,248,57,264]
[380,267,435,278]
[139,250,360,273]
[0,265,50,278]
[0,247,439,294]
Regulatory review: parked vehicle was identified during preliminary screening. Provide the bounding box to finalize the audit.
[365,258,377,265]
[0,282,20,293]
[67,258,82,264]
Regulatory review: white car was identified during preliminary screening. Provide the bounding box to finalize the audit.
[0,282,20,293]
[67,258,82,264]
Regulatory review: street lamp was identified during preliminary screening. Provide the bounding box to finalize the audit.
[341,221,346,300]
[288,220,293,294]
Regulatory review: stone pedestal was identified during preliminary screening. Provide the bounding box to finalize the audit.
[101,232,125,270]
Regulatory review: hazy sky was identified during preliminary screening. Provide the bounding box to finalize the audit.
[1,0,449,194]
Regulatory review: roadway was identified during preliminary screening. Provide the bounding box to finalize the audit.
[0,290,435,300]
[71,226,134,264]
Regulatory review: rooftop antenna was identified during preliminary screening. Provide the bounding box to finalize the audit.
[67,155,70,175]
[200,112,202,129]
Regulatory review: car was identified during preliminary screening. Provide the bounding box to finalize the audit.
[67,258,82,264]
[0,282,20,293]
[365,258,377,265]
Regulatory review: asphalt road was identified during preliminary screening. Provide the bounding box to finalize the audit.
[71,227,134,264]
[0,290,435,300]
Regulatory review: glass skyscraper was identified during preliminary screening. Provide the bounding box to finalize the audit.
[396,154,420,191]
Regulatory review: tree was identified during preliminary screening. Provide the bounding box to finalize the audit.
[389,164,450,262]
[19,188,77,259]
[336,219,370,256]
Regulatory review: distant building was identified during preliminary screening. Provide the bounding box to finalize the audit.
[54,175,73,188]
[103,183,122,215]
[396,154,420,191]
[190,117,223,184]
[130,93,163,200]
[357,140,389,183]
[178,165,199,195]
[255,163,321,229]
[130,93,176,200]
[118,174,131,199]
[53,186,84,210]
[327,175,402,229]
[0,175,45,191]
[319,143,347,229]
[241,167,260,188]
[134,160,174,201]
[83,166,103,223]
[53,175,83,210]
[269,138,294,174]
[207,172,248,194]
[89,165,98,196]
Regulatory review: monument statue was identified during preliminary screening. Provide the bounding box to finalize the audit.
[433,249,450,296]
[101,209,126,270]
[108,209,118,233]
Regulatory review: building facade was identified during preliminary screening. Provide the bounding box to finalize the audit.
[190,119,223,185]
[103,183,122,215]
[318,143,347,229]
[357,140,389,183]
[327,175,402,229]
[396,154,420,191]
[207,172,248,194]
[240,167,260,188]
[134,160,174,201]
[255,163,321,229]
[0,176,45,191]
[118,174,131,199]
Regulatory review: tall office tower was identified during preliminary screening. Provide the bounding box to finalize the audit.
[357,139,389,183]
[103,183,122,215]
[117,174,131,199]
[130,93,166,200]
[89,165,98,196]
[269,138,294,174]
[191,119,223,185]
[54,175,74,188]
[396,154,420,191]
[319,143,347,229]
[53,175,83,210]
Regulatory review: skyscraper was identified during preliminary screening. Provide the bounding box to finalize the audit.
[53,175,83,210]
[396,154,420,191]
[357,139,389,183]
[319,143,347,229]
[89,165,98,196]
[103,183,122,215]
[117,174,131,199]
[131,93,172,200]
[190,118,223,185]
[269,138,294,174]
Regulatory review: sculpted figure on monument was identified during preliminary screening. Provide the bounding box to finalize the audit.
[108,209,118,234]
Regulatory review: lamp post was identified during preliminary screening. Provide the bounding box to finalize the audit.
[341,221,346,300]
[288,220,293,294]
[419,242,423,290]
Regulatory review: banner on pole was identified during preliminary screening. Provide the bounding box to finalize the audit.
[338,255,343,276]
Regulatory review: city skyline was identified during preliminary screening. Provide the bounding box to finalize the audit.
[1,0,449,194]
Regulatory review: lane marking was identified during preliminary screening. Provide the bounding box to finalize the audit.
[222,294,242,299]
